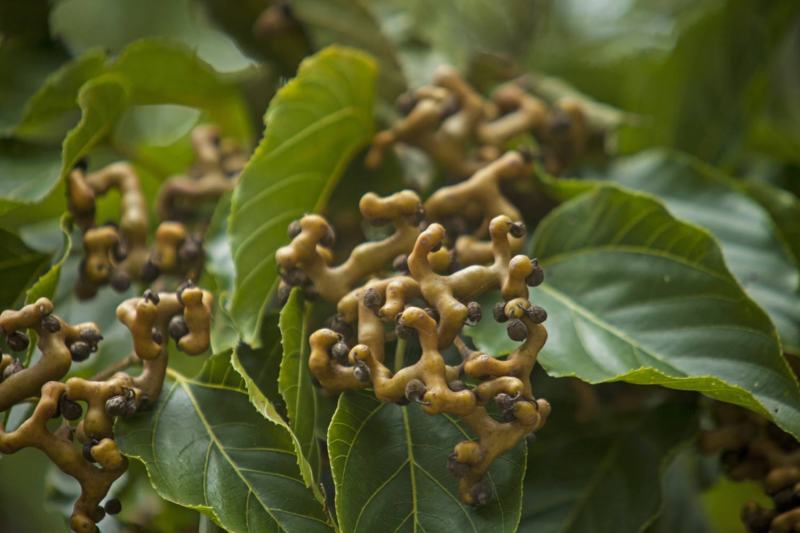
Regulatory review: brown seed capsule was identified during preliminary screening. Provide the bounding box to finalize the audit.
[447,452,470,478]
[328,314,353,338]
[526,258,544,287]
[105,395,136,418]
[509,222,526,239]
[494,393,515,411]
[424,307,440,322]
[93,505,106,522]
[405,379,427,403]
[80,328,103,345]
[466,302,482,326]
[109,270,131,292]
[392,254,409,273]
[395,323,416,340]
[83,440,97,462]
[69,341,92,362]
[168,315,189,342]
[287,220,302,239]
[526,305,547,324]
[143,289,160,305]
[104,499,122,515]
[470,480,491,507]
[59,396,83,421]
[448,380,467,392]
[320,226,335,248]
[6,331,29,352]
[281,268,306,287]
[1,359,23,381]
[42,314,61,333]
[363,288,383,311]
[353,361,371,383]
[178,238,202,264]
[151,328,164,345]
[331,341,349,363]
[507,319,527,341]
[276,282,292,306]
[493,302,508,323]
[140,260,159,282]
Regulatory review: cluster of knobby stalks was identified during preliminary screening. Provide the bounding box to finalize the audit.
[0,124,239,532]
[67,125,245,298]
[366,65,613,178]
[699,403,800,532]
[277,149,552,506]
[0,285,213,532]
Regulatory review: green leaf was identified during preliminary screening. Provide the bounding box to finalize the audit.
[228,46,376,345]
[14,48,107,141]
[328,391,525,533]
[521,402,697,532]
[646,451,713,533]
[0,228,50,309]
[116,355,332,533]
[596,149,800,353]
[278,290,320,475]
[291,0,406,100]
[470,186,800,438]
[24,213,73,304]
[741,178,800,276]
[107,39,252,141]
[0,139,62,217]
[50,0,255,73]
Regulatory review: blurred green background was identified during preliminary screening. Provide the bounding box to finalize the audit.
[1,0,798,531]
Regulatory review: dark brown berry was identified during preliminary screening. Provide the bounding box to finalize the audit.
[494,393,515,411]
[168,315,189,342]
[507,319,527,341]
[447,452,470,478]
[281,268,306,287]
[2,359,23,381]
[140,260,159,282]
[104,499,122,515]
[6,331,29,352]
[331,342,349,363]
[143,289,160,305]
[109,270,131,292]
[59,396,83,421]
[69,341,92,362]
[79,327,103,345]
[105,395,136,418]
[151,328,164,345]
[395,323,416,340]
[405,379,426,403]
[320,226,335,248]
[287,220,302,239]
[470,480,491,507]
[83,440,97,462]
[509,222,526,239]
[353,361,371,383]
[448,380,466,392]
[363,288,383,311]
[328,314,352,337]
[526,305,547,324]
[466,302,482,326]
[42,315,61,333]
[493,302,508,323]
[526,258,544,287]
[392,254,409,273]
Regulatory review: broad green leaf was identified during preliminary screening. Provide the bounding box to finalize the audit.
[228,46,376,345]
[0,228,50,309]
[646,451,713,533]
[50,0,255,73]
[741,178,800,275]
[521,402,697,532]
[291,0,406,100]
[116,356,332,533]
[0,42,69,134]
[25,214,73,304]
[14,48,107,141]
[470,186,800,438]
[329,391,525,533]
[278,290,319,474]
[108,39,252,142]
[596,150,800,353]
[0,139,62,216]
